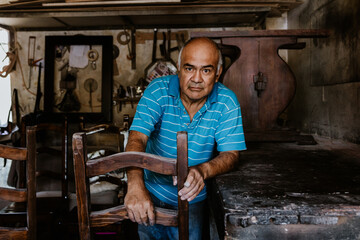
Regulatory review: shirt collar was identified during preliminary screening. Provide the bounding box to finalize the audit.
[169,74,218,104]
[169,75,180,98]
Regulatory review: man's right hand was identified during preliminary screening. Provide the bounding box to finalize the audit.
[125,131,155,225]
[124,183,155,226]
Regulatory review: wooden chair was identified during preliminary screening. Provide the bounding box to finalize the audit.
[69,123,127,213]
[73,131,189,240]
[34,122,68,201]
[0,126,36,240]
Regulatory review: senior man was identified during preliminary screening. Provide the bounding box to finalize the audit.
[125,37,246,239]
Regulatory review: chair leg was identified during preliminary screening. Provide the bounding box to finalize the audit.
[176,132,189,240]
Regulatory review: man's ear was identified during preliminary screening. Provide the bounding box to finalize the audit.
[215,65,223,82]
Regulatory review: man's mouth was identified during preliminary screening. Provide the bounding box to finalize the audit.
[189,86,203,91]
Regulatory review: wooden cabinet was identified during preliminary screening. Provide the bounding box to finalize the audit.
[192,30,329,132]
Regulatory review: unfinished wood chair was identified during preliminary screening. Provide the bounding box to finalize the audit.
[0,126,36,240]
[73,131,189,240]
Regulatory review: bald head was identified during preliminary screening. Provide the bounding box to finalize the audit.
[177,37,223,75]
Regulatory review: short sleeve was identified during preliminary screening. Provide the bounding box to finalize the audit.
[215,105,246,152]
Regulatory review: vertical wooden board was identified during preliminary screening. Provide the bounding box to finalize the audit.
[73,133,91,240]
[26,127,36,240]
[222,37,260,130]
[257,37,297,129]
[177,132,189,240]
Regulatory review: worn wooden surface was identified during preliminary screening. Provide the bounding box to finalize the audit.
[90,205,178,227]
[86,151,177,177]
[73,131,189,240]
[211,140,360,239]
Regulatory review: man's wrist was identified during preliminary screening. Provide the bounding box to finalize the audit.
[196,163,210,180]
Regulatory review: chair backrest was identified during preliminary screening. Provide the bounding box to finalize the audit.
[80,123,126,154]
[73,131,189,240]
[0,126,36,240]
[34,123,68,200]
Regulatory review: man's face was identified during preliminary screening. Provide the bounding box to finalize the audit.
[178,39,222,103]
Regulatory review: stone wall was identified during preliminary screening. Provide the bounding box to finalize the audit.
[287,0,360,143]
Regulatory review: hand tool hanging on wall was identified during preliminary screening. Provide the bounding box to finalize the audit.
[130,27,136,69]
[113,45,120,75]
[84,78,98,112]
[87,49,98,70]
[116,85,126,112]
[0,49,17,78]
[27,36,36,88]
[33,62,43,114]
[117,28,136,69]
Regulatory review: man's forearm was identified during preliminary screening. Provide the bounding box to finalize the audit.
[125,131,149,189]
[197,150,239,180]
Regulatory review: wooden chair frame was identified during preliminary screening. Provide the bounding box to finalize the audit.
[0,126,36,240]
[73,131,189,240]
[34,123,68,200]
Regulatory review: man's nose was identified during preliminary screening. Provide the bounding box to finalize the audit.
[192,70,203,83]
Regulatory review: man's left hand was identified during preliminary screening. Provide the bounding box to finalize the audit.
[176,166,205,202]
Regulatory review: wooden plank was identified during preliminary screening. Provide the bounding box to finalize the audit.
[64,0,180,4]
[135,30,188,44]
[90,205,178,227]
[1,4,273,14]
[0,227,27,240]
[26,126,37,240]
[86,151,177,177]
[73,133,91,240]
[0,188,27,202]
[191,29,331,38]
[177,131,189,240]
[0,145,27,161]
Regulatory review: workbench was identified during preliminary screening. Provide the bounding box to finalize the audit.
[210,137,360,240]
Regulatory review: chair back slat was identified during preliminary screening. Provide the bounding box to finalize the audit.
[86,151,177,177]
[0,188,27,202]
[35,123,63,132]
[0,145,27,161]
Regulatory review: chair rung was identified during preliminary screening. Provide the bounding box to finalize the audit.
[0,187,27,202]
[90,205,178,227]
[0,226,28,240]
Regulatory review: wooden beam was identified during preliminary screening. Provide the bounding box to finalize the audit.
[191,29,331,38]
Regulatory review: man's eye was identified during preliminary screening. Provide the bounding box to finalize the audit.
[202,69,211,74]
[185,67,193,72]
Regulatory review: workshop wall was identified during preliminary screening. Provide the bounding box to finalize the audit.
[287,0,360,143]
[12,28,244,127]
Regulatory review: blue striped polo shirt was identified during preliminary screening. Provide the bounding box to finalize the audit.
[130,75,246,206]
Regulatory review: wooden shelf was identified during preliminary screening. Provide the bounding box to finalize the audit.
[0,1,302,30]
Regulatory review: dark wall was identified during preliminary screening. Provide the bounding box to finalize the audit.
[287,0,360,143]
